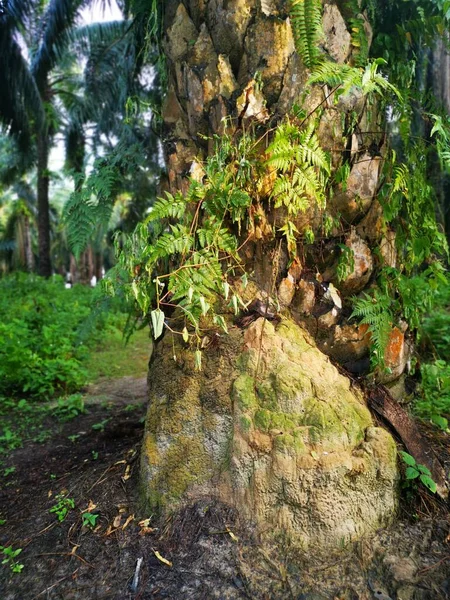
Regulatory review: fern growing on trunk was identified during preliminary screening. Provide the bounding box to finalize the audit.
[289,0,324,68]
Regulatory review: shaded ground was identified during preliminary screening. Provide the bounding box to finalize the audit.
[0,359,449,599]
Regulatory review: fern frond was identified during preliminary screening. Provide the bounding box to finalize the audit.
[146,191,187,222]
[308,59,401,102]
[351,290,394,369]
[392,164,409,194]
[290,0,324,69]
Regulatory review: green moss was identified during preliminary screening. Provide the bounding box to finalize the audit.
[273,364,313,400]
[274,432,295,451]
[270,412,297,431]
[150,435,210,509]
[302,398,346,442]
[276,320,312,352]
[240,414,252,432]
[274,430,307,454]
[256,378,278,410]
[143,432,160,465]
[292,429,307,453]
[254,409,271,431]
[232,374,257,410]
[337,401,371,444]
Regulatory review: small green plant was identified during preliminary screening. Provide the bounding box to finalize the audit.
[0,274,133,397]
[56,393,86,422]
[351,265,447,370]
[91,450,99,460]
[92,419,110,432]
[336,244,355,283]
[400,451,437,494]
[49,494,75,522]
[289,0,324,69]
[0,545,24,573]
[32,429,51,444]
[3,466,16,477]
[0,427,22,454]
[415,361,450,431]
[82,512,99,528]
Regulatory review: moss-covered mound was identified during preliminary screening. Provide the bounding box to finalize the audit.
[141,317,398,550]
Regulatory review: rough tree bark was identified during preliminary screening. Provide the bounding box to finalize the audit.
[141,1,403,550]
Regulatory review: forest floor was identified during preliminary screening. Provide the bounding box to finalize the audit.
[0,333,449,600]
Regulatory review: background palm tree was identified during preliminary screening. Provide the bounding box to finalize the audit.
[0,0,127,276]
[1,0,161,277]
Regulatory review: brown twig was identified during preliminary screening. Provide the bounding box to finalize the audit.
[36,551,94,568]
[418,555,450,575]
[31,569,79,599]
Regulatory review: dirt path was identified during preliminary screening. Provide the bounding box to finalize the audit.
[0,375,449,600]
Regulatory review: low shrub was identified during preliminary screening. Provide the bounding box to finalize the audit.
[415,277,450,431]
[0,273,128,397]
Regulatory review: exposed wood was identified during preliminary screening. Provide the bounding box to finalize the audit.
[367,385,448,500]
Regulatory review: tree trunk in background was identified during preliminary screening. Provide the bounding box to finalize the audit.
[23,214,34,273]
[432,39,450,243]
[141,1,399,550]
[37,130,52,277]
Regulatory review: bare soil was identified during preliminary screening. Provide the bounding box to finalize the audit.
[0,376,449,600]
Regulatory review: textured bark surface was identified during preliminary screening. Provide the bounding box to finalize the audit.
[158,0,409,373]
[141,1,400,550]
[142,317,398,550]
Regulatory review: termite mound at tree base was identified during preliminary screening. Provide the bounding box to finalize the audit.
[140,317,398,550]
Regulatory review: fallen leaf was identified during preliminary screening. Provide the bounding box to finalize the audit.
[122,465,131,481]
[113,515,122,528]
[226,526,238,542]
[122,514,134,530]
[139,527,156,536]
[324,283,342,309]
[153,550,172,567]
[105,525,118,536]
[138,518,151,528]
[83,500,97,513]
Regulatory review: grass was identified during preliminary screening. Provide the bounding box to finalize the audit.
[85,323,152,380]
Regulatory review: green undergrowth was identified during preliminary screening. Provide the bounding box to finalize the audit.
[415,280,450,431]
[0,273,146,397]
[0,273,151,457]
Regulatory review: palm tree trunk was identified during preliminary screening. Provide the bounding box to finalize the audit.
[140,1,399,551]
[24,214,34,272]
[37,131,52,277]
[431,39,450,243]
[159,1,390,365]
